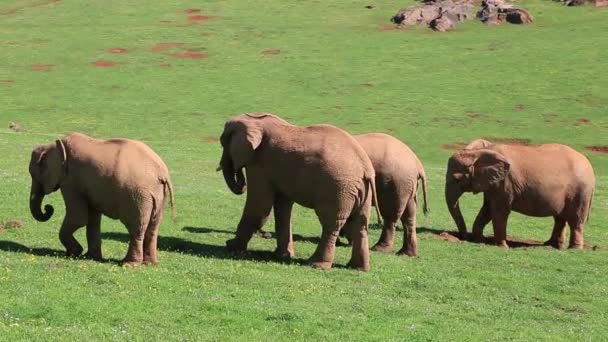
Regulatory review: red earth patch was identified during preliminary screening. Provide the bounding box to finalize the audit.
[0,0,60,15]
[189,15,211,22]
[203,137,219,142]
[576,118,590,124]
[440,142,467,150]
[31,64,54,71]
[483,137,530,145]
[380,25,400,31]
[90,60,122,67]
[109,48,128,54]
[171,52,207,59]
[185,9,201,14]
[151,42,184,52]
[261,49,281,55]
[586,146,608,153]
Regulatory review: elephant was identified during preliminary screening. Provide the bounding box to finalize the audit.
[445,138,595,249]
[354,133,429,257]
[218,113,379,271]
[28,132,175,266]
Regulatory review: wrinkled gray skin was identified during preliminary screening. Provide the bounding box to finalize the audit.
[445,139,595,249]
[219,113,378,271]
[29,133,175,266]
[355,133,429,257]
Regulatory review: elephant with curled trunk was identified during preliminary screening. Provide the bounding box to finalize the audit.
[445,138,595,249]
[219,113,379,271]
[354,133,429,257]
[29,132,175,266]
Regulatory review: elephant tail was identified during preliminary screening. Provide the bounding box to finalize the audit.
[162,178,176,221]
[367,176,383,226]
[418,167,429,216]
[585,188,594,224]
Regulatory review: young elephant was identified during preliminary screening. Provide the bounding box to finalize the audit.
[355,133,428,257]
[445,139,595,249]
[29,132,175,266]
[219,113,378,271]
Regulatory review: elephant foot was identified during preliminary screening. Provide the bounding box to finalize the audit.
[568,243,584,250]
[497,241,509,249]
[257,229,273,239]
[274,248,294,261]
[226,238,248,252]
[396,248,417,257]
[309,259,333,270]
[83,250,103,261]
[143,259,159,266]
[543,239,563,250]
[65,246,84,258]
[346,259,370,272]
[371,243,393,253]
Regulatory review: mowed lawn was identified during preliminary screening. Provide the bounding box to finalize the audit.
[1,0,607,340]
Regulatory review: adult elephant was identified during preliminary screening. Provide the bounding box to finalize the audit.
[354,133,428,257]
[218,113,378,271]
[445,139,595,249]
[29,133,175,266]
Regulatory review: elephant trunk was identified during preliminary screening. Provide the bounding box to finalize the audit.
[221,149,246,195]
[445,183,467,240]
[29,179,54,222]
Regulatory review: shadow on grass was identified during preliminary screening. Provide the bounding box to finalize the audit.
[418,226,549,249]
[183,226,325,245]
[0,240,63,257]
[101,231,310,266]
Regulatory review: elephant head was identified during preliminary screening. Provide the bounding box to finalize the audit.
[218,114,266,195]
[28,140,67,222]
[445,149,510,238]
[463,138,493,150]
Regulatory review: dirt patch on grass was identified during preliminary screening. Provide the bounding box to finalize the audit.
[32,64,54,71]
[9,121,24,131]
[514,103,526,111]
[91,60,123,67]
[483,137,530,145]
[189,15,211,22]
[0,220,24,233]
[109,48,128,54]
[466,111,487,119]
[379,25,401,31]
[203,137,219,143]
[440,142,467,150]
[261,49,281,56]
[1,79,14,84]
[576,118,590,124]
[158,63,172,67]
[151,42,184,52]
[586,146,608,153]
[0,0,60,15]
[171,52,207,59]
[361,82,374,87]
[185,8,201,14]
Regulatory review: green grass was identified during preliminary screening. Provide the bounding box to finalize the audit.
[1,0,607,340]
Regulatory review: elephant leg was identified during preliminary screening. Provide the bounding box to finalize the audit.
[309,211,346,271]
[59,190,88,257]
[397,198,417,257]
[273,196,295,259]
[343,212,371,272]
[567,218,585,250]
[371,220,397,253]
[121,208,152,267]
[491,209,510,249]
[226,184,273,252]
[472,199,492,243]
[84,211,103,260]
[544,217,566,249]
[143,209,164,265]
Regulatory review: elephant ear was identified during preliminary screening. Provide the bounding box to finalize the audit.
[471,151,510,192]
[464,138,493,150]
[55,139,67,172]
[222,120,263,169]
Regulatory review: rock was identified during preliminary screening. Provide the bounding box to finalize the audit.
[8,121,23,132]
[430,12,459,31]
[503,8,533,24]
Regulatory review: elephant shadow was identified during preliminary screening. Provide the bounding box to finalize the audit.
[0,240,121,263]
[183,226,325,245]
[100,231,312,266]
[417,226,547,248]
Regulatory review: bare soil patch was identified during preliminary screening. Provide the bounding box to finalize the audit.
[440,142,467,150]
[586,146,608,153]
[189,15,211,22]
[158,63,172,67]
[1,79,14,84]
[109,48,128,54]
[171,52,207,59]
[185,9,201,14]
[151,42,184,52]
[0,0,60,15]
[466,111,485,119]
[515,103,526,111]
[203,137,219,142]
[261,49,281,55]
[379,25,401,31]
[32,64,54,71]
[0,220,24,233]
[483,137,530,145]
[576,118,590,124]
[91,60,122,67]
[361,82,374,87]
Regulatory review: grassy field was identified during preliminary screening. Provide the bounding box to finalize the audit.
[1,0,607,340]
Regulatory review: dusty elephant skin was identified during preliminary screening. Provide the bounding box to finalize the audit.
[445,139,595,249]
[28,133,175,266]
[354,133,429,257]
[218,113,376,271]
